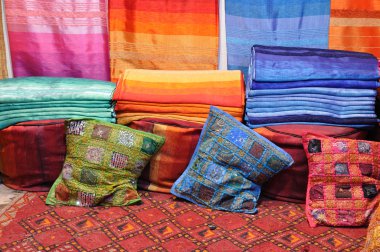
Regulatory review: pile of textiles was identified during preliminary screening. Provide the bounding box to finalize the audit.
[245,45,380,128]
[113,69,245,124]
[0,77,116,130]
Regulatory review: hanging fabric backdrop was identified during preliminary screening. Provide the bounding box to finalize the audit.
[0,2,8,79]
[109,0,219,82]
[329,0,380,59]
[4,0,110,81]
[0,0,379,82]
[224,0,331,77]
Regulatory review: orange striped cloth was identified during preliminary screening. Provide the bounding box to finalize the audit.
[113,69,245,124]
[0,8,8,79]
[329,0,380,59]
[329,1,380,96]
[109,0,219,83]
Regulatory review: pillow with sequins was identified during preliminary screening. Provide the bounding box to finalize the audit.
[170,106,294,214]
[46,118,165,206]
[302,133,380,227]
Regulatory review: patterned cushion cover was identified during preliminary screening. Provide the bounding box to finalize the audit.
[302,133,380,227]
[363,204,380,252]
[254,125,368,203]
[171,106,294,214]
[46,118,165,206]
[128,118,203,193]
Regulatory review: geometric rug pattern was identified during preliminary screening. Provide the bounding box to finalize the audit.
[0,191,367,251]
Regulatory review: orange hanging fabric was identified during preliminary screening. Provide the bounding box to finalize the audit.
[329,0,380,59]
[109,0,219,82]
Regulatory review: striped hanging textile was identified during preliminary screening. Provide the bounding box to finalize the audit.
[4,0,110,81]
[329,1,380,96]
[225,0,330,78]
[329,0,380,59]
[0,4,8,79]
[109,0,219,82]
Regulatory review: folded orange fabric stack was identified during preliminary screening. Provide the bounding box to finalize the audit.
[113,69,245,124]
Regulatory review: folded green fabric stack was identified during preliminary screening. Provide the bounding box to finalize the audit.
[0,77,116,129]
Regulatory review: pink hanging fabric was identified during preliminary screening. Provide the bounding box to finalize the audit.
[4,0,110,81]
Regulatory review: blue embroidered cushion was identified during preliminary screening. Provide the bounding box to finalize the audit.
[171,106,293,214]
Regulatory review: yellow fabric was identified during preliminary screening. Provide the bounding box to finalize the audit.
[0,7,8,79]
[363,204,380,251]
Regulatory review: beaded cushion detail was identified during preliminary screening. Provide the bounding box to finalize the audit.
[302,133,380,227]
[46,118,165,206]
[171,106,293,214]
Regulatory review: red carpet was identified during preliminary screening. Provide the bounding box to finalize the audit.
[0,191,367,251]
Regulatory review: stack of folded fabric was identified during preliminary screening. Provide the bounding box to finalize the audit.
[245,45,380,128]
[113,69,245,124]
[0,77,116,130]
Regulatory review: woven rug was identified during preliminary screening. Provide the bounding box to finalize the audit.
[0,191,367,251]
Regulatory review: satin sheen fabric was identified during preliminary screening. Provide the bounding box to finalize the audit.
[329,0,380,60]
[0,77,116,130]
[0,120,66,191]
[4,0,110,80]
[250,45,379,82]
[225,0,330,78]
[114,69,245,124]
[109,0,219,82]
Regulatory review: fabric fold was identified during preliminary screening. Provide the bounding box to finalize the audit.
[251,80,379,90]
[250,45,379,82]
[247,115,378,125]
[4,0,110,80]
[114,69,245,108]
[247,87,377,97]
[109,0,219,82]
[0,77,116,130]
[225,0,330,78]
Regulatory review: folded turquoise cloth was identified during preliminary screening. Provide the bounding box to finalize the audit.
[0,77,116,103]
[0,77,116,130]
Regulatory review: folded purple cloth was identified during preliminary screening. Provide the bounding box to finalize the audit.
[250,80,379,90]
[250,45,380,82]
[246,114,378,125]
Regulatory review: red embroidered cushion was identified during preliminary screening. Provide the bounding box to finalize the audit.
[302,133,380,227]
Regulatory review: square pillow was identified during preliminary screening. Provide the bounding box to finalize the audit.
[46,118,165,206]
[302,133,380,227]
[129,118,203,193]
[363,204,380,252]
[170,106,294,214]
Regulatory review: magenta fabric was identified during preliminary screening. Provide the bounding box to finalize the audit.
[4,0,110,81]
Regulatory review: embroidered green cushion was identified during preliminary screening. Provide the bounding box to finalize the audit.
[46,118,165,206]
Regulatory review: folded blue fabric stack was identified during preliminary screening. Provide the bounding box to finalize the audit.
[0,77,116,130]
[245,45,380,128]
